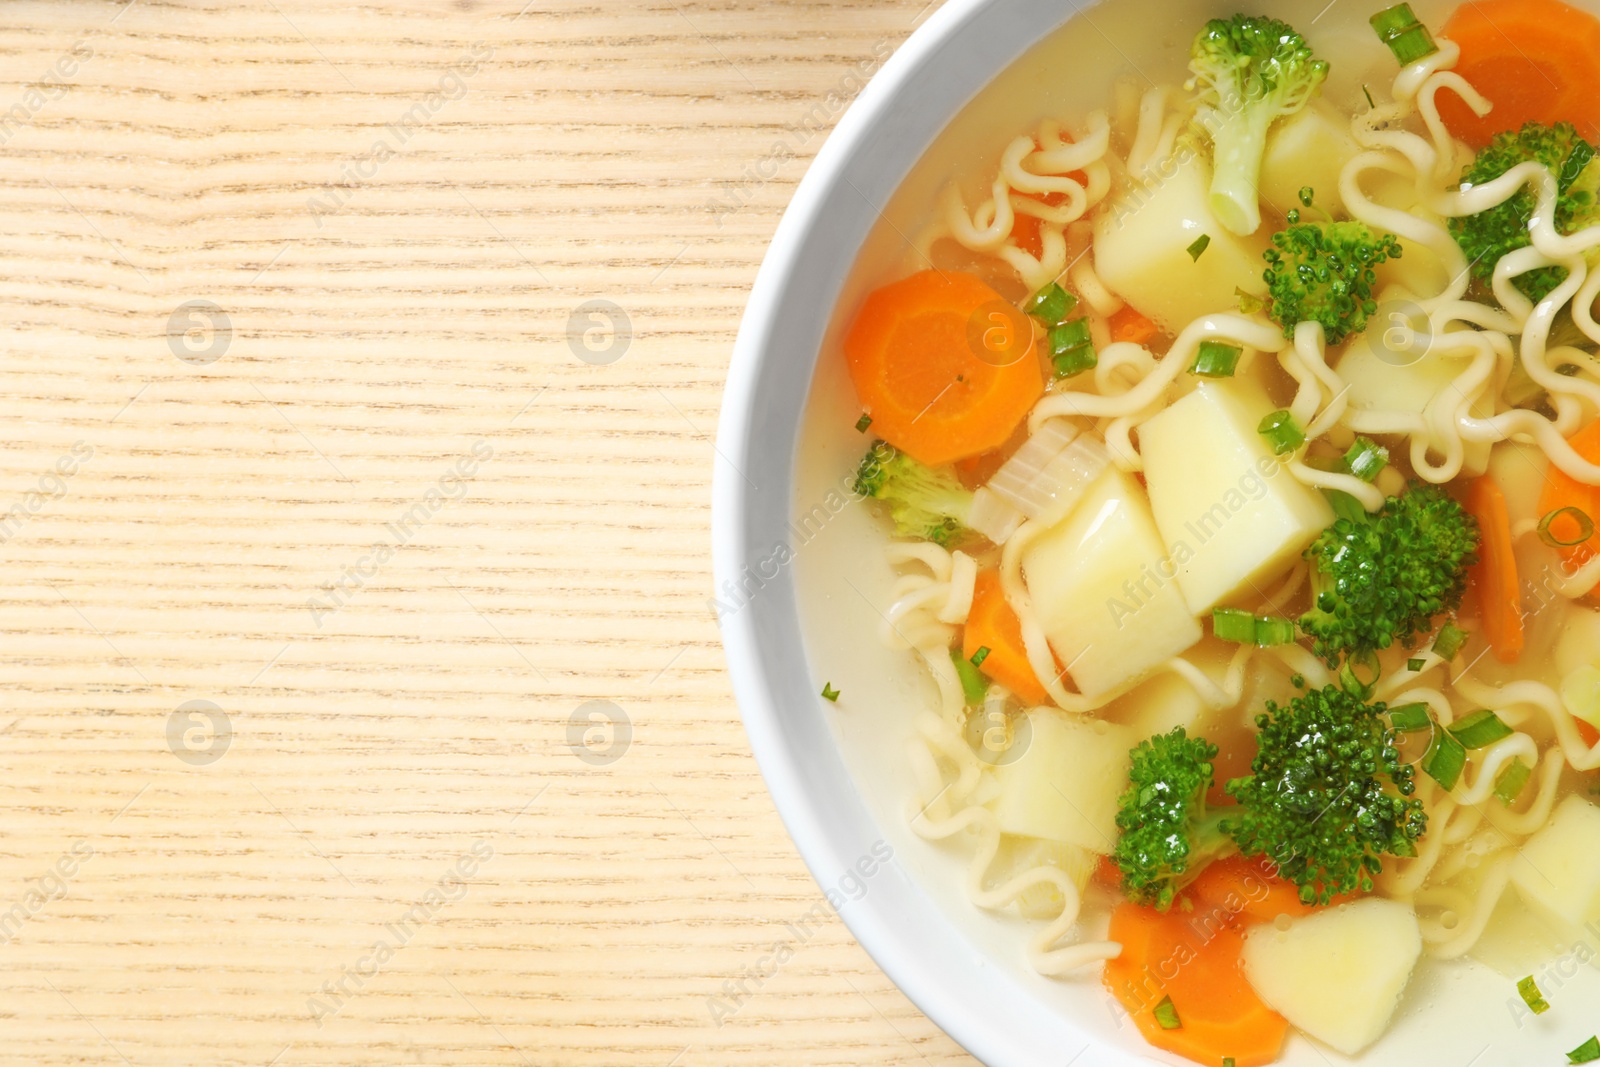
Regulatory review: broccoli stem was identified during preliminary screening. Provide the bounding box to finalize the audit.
[1208,108,1275,236]
[1190,807,1239,871]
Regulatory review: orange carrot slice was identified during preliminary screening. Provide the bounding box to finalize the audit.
[962,570,1052,706]
[1465,475,1524,663]
[844,270,1044,467]
[1109,305,1159,346]
[1104,902,1289,1067]
[1438,0,1600,147]
[1185,855,1323,928]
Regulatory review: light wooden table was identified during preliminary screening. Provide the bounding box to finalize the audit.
[0,1,983,1064]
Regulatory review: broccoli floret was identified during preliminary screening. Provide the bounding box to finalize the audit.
[1225,685,1427,904]
[1188,15,1329,236]
[853,442,973,546]
[1300,482,1480,668]
[1113,727,1237,911]
[1449,121,1600,304]
[1263,217,1403,343]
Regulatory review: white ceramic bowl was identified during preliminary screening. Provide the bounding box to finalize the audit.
[713,1,1600,1063]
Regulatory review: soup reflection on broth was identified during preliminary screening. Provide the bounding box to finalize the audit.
[829,2,1600,1061]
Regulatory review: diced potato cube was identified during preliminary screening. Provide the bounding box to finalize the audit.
[1336,329,1493,476]
[1259,98,1361,217]
[1242,898,1422,1056]
[1092,150,1270,333]
[996,836,1098,919]
[987,708,1134,852]
[1510,795,1600,930]
[1139,380,1334,612]
[1022,469,1204,699]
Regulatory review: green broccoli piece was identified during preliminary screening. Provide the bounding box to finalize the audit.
[1449,121,1600,304]
[1225,685,1427,904]
[1188,15,1329,236]
[1113,727,1237,911]
[1263,217,1403,344]
[853,442,973,546]
[1300,482,1480,668]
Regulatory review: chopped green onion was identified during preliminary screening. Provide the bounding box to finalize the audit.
[1052,343,1098,379]
[970,646,991,668]
[1570,1036,1600,1064]
[1517,974,1551,1015]
[952,650,987,705]
[1422,726,1467,791]
[1344,437,1389,482]
[1190,341,1242,378]
[1212,607,1257,644]
[1290,672,1306,689]
[821,682,840,702]
[1407,658,1426,672]
[1448,708,1515,749]
[854,413,873,433]
[1153,995,1181,1030]
[1432,621,1468,661]
[1186,234,1211,261]
[1540,506,1595,548]
[1497,758,1533,806]
[1223,1060,1236,1067]
[1024,282,1077,325]
[1254,616,1296,646]
[1257,410,1305,456]
[1388,702,1431,733]
[1362,84,1376,109]
[1370,3,1439,65]
[1235,288,1264,315]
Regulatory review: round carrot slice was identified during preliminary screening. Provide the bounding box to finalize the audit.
[843,270,1044,467]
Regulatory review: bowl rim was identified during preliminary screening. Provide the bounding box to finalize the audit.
[710,1,1106,1063]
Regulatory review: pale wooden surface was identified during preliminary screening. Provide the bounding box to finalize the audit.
[0,1,982,1064]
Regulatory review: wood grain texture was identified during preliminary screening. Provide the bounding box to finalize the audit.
[0,1,979,1064]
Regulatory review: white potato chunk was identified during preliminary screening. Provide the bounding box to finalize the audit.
[987,708,1134,852]
[1510,795,1600,931]
[1557,607,1600,678]
[1336,327,1493,476]
[1259,98,1361,217]
[996,836,1098,920]
[1092,150,1270,333]
[1022,469,1204,699]
[1242,898,1422,1056]
[1139,379,1333,613]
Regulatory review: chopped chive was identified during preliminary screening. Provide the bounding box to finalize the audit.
[1422,725,1467,791]
[1370,3,1438,64]
[1388,702,1431,732]
[1153,995,1181,1030]
[952,650,987,706]
[970,646,991,668]
[1223,1060,1236,1067]
[1190,340,1242,378]
[1258,409,1305,456]
[1186,234,1211,261]
[1362,84,1376,109]
[1235,288,1264,315]
[1024,282,1077,325]
[1432,621,1468,661]
[1570,1036,1600,1064]
[1212,607,1257,644]
[1407,658,1426,672]
[854,413,873,433]
[1496,758,1533,806]
[1290,672,1306,689]
[1517,974,1551,1015]
[1539,506,1595,548]
[1052,344,1098,378]
[1344,437,1389,482]
[821,682,840,702]
[1448,708,1514,749]
[1254,616,1297,646]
